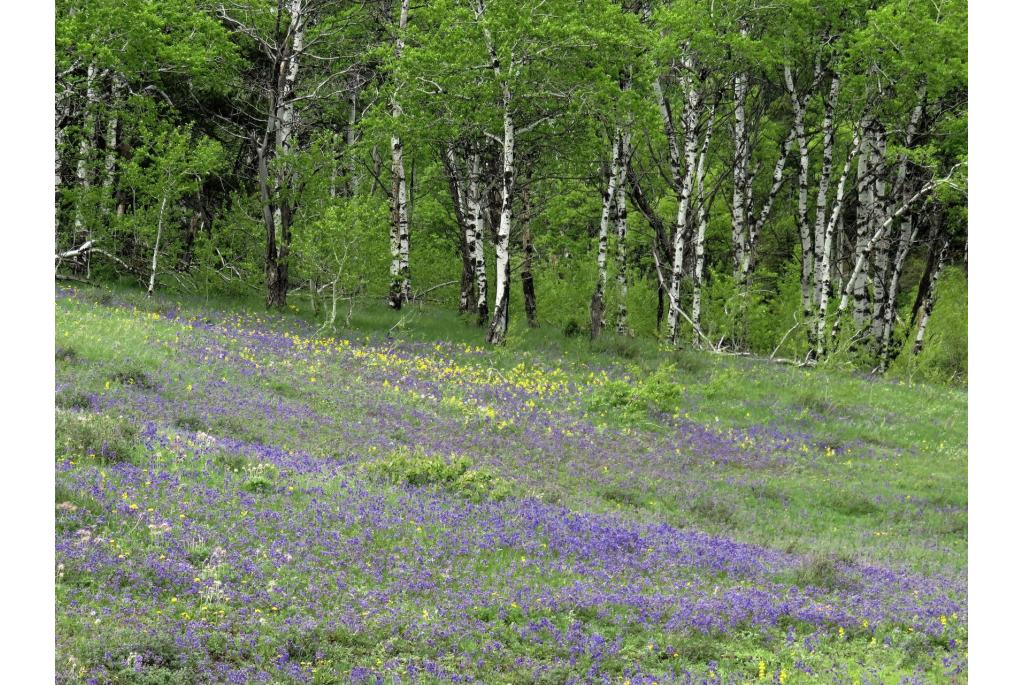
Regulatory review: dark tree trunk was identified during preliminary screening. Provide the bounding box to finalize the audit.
[522,223,537,327]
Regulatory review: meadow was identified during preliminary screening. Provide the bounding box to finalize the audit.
[54,286,967,684]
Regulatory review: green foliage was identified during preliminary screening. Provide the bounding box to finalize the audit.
[56,411,142,465]
[587,363,683,424]
[362,448,514,502]
[889,267,968,385]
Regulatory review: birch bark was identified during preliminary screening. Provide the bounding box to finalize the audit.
[591,134,621,339]
[812,75,840,306]
[467,152,488,324]
[784,65,816,335]
[691,106,715,338]
[666,57,700,343]
[614,131,631,335]
[812,130,861,360]
[388,0,411,309]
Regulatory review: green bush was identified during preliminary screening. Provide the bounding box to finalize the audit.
[586,363,683,423]
[362,448,514,502]
[56,411,143,464]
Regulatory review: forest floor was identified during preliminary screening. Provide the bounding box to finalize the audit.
[55,285,966,684]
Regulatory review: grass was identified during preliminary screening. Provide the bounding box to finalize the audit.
[54,284,967,683]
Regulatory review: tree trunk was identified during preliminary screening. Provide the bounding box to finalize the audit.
[785,65,816,343]
[591,134,621,339]
[665,57,700,343]
[486,108,515,345]
[913,234,949,355]
[614,131,631,335]
[852,123,874,336]
[868,125,890,352]
[811,129,860,360]
[147,194,167,297]
[388,0,411,309]
[812,75,840,307]
[730,55,750,280]
[466,152,489,325]
[691,105,715,340]
[260,0,305,308]
[443,147,475,313]
[522,217,537,328]
[830,175,946,351]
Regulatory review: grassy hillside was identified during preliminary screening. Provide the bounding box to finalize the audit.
[55,285,966,684]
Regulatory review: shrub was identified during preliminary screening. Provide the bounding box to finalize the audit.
[56,411,142,464]
[562,318,584,338]
[362,448,514,502]
[586,363,683,423]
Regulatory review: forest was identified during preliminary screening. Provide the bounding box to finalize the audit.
[55,0,967,380]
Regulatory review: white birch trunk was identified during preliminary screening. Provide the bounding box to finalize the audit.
[666,57,700,343]
[691,108,715,338]
[731,63,750,280]
[869,125,890,349]
[591,134,621,339]
[614,131,631,335]
[879,94,926,365]
[785,65,815,327]
[812,75,841,306]
[812,130,861,359]
[487,107,515,344]
[830,176,947,347]
[466,152,488,324]
[742,127,797,282]
[147,194,167,296]
[388,0,411,308]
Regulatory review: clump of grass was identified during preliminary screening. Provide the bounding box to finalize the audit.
[56,411,142,464]
[794,389,838,416]
[777,553,857,591]
[686,495,737,528]
[590,335,643,360]
[173,414,207,432]
[56,389,93,411]
[362,448,514,502]
[826,490,881,516]
[109,365,157,390]
[599,486,646,509]
[56,346,79,363]
[209,415,267,445]
[210,449,247,473]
